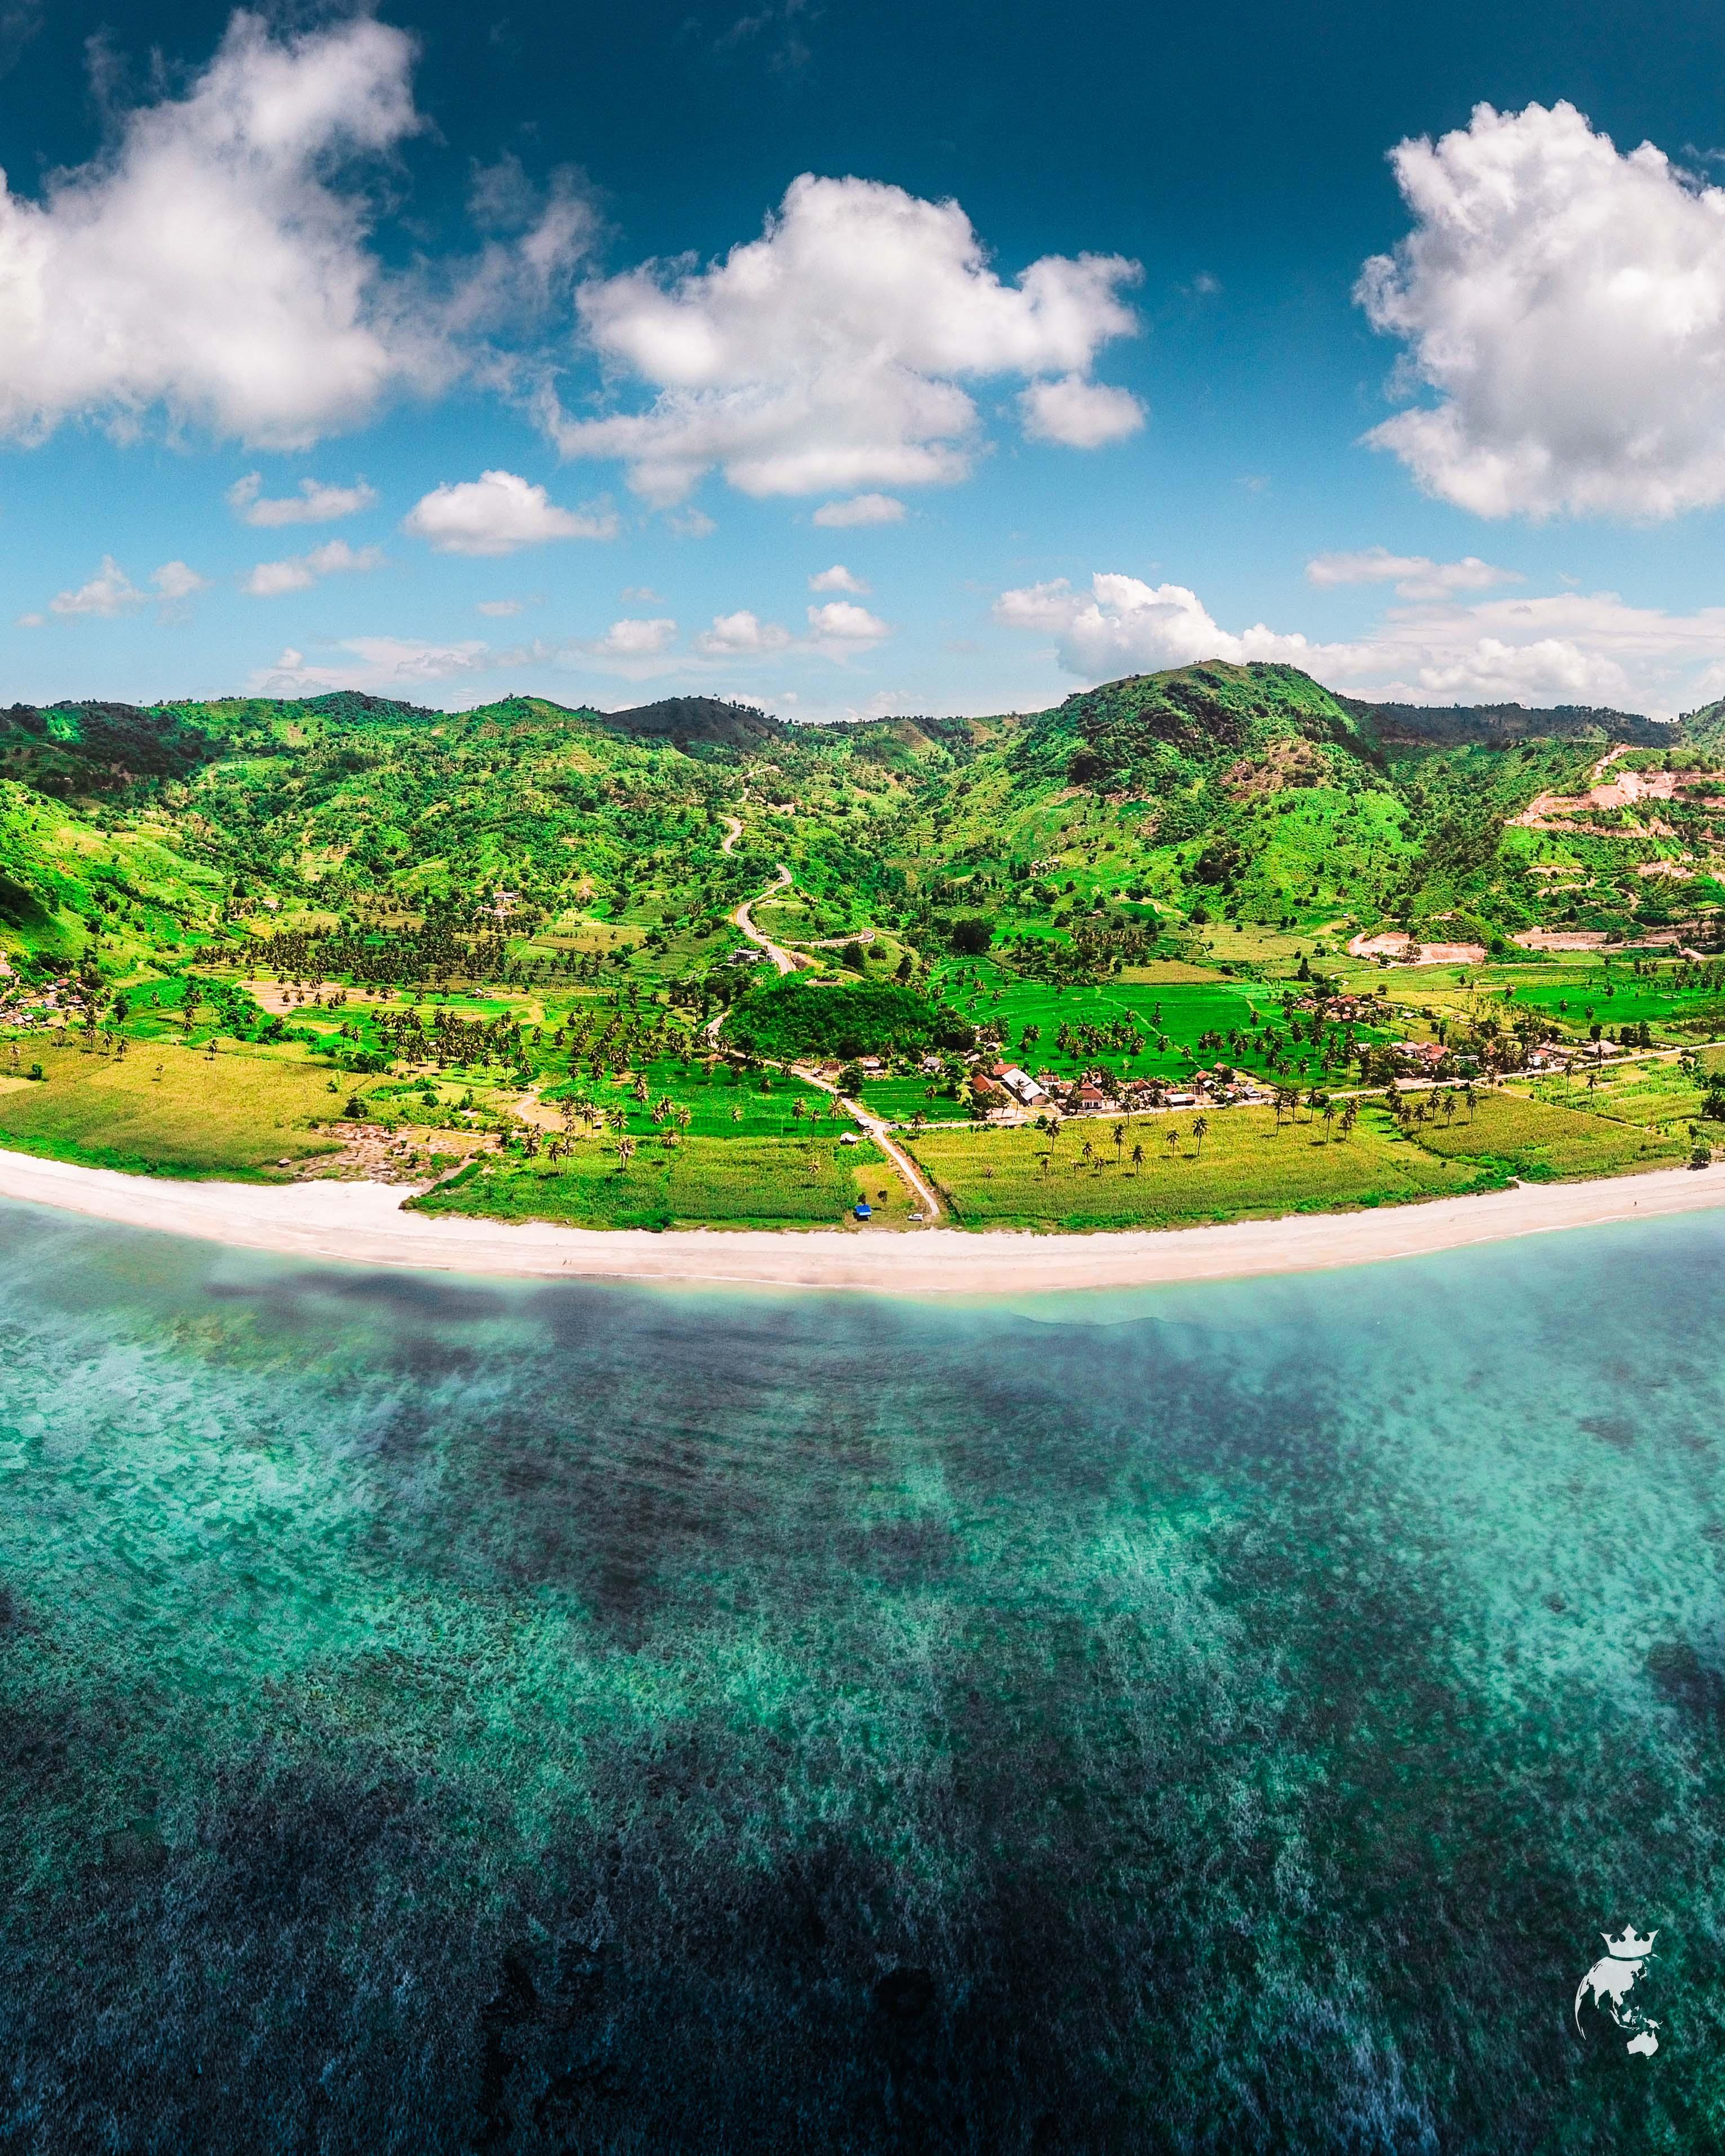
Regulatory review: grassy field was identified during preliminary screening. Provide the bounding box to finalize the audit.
[1400,1090,1686,1180]
[905,1104,1497,1230]
[1371,959,1725,1037]
[1527,1057,1706,1136]
[929,956,1391,1089]
[855,1073,952,1122]
[546,1056,847,1139]
[412,1133,896,1231]
[0,1033,341,1178]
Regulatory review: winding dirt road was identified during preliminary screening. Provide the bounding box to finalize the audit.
[707,856,942,1219]
[732,864,799,975]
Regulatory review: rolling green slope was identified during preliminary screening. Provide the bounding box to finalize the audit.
[0,664,1720,997]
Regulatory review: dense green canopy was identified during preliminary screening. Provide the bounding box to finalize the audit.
[727,976,974,1059]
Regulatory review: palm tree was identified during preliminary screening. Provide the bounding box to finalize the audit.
[1321,1097,1337,1141]
[1130,1141,1145,1174]
[1165,1125,1179,1161]
[1339,1097,1357,1140]
[1462,1081,1477,1121]
[1112,1119,1126,1163]
[1081,1139,1094,1168]
[616,1135,636,1171]
[1192,1114,1209,1159]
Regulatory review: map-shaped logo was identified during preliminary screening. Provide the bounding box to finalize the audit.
[1574,1925,1660,2056]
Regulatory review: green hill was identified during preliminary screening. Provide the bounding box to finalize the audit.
[1,661,1720,986]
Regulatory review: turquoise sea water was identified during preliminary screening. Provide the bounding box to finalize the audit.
[1,1197,1722,2153]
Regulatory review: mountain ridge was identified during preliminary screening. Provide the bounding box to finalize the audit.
[1,661,1720,976]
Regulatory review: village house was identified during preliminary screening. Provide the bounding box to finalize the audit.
[990,1061,1047,1106]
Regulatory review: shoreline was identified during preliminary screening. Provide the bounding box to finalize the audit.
[2,1146,1724,1294]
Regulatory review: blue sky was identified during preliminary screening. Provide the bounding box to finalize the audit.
[5,0,1725,718]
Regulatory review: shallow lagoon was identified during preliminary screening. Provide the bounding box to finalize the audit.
[1,1198,1721,2151]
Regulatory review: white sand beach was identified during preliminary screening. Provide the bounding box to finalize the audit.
[2,1146,1723,1294]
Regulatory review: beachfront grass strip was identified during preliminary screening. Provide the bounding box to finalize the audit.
[1527,1060,1706,1136]
[0,1033,341,1179]
[412,1143,673,1229]
[905,1104,1495,1232]
[1401,1090,1686,1180]
[667,1135,862,1224]
[412,1133,873,1232]
[547,1056,846,1140]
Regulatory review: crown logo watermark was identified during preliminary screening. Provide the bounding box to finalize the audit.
[1574,1926,1660,2057]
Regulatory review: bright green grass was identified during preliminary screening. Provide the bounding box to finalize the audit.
[906,1104,1494,1231]
[412,1132,869,1230]
[667,1134,868,1224]
[1488,976,1725,1029]
[931,958,1388,1087]
[1528,1059,1707,1135]
[856,1074,950,1122]
[1391,960,1725,1034]
[549,1056,846,1139]
[0,1032,341,1178]
[1401,1090,1685,1180]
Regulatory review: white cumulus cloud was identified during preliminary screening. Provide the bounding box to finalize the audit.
[0,14,594,455]
[693,600,889,657]
[48,557,141,617]
[243,538,384,597]
[476,598,523,617]
[1017,372,1144,448]
[152,560,210,601]
[1305,548,1520,601]
[0,14,439,450]
[1359,101,1725,519]
[806,599,888,647]
[401,468,617,554]
[696,609,793,656]
[545,175,1142,503]
[812,492,904,528]
[227,471,379,525]
[992,574,1309,674]
[810,564,868,593]
[254,635,490,695]
[593,617,678,657]
[42,555,210,618]
[994,566,1725,714]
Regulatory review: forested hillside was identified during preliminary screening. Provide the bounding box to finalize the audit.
[1,661,1720,984]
